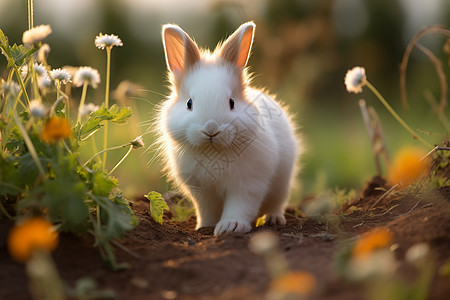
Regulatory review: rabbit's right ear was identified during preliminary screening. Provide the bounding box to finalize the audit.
[162,24,200,78]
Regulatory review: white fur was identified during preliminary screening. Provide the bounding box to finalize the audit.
[157,22,301,235]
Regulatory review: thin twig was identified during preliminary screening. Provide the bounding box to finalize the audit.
[423,146,450,160]
[392,199,422,220]
[415,42,447,112]
[365,80,432,148]
[359,99,390,175]
[423,90,450,132]
[108,145,133,175]
[13,111,46,179]
[110,239,142,259]
[400,25,450,110]
[369,184,398,210]
[84,142,131,166]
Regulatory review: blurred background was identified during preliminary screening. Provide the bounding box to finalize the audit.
[1,0,449,201]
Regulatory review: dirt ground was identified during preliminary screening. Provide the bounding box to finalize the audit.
[1,176,449,300]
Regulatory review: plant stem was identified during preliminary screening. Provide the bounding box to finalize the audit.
[84,142,131,166]
[108,145,133,175]
[13,111,46,179]
[0,200,13,220]
[102,47,112,169]
[13,65,31,107]
[27,0,33,30]
[30,62,40,100]
[365,80,433,148]
[77,81,88,123]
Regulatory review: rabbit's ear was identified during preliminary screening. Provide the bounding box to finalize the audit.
[162,24,200,77]
[220,22,255,68]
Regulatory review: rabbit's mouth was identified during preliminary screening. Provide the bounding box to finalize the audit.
[202,130,221,143]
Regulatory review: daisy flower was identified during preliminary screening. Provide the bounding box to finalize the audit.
[38,75,52,90]
[29,99,47,118]
[22,25,52,47]
[33,63,48,77]
[73,66,101,88]
[1,81,20,96]
[95,33,123,49]
[22,63,49,80]
[345,66,432,148]
[20,65,29,80]
[79,103,100,117]
[49,68,72,84]
[344,66,366,94]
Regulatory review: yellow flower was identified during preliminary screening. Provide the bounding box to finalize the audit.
[8,218,59,263]
[387,147,429,188]
[353,227,393,259]
[41,116,72,144]
[269,271,317,297]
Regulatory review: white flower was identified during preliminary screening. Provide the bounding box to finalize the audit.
[38,75,52,90]
[33,63,48,77]
[348,249,397,280]
[21,65,29,80]
[22,25,52,47]
[1,81,20,96]
[37,43,51,63]
[21,63,48,80]
[406,243,430,266]
[249,231,279,255]
[49,68,72,84]
[131,136,145,149]
[73,66,101,88]
[79,103,100,117]
[95,33,123,49]
[29,99,47,118]
[345,66,367,94]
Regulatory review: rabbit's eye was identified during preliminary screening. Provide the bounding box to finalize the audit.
[186,98,193,110]
[229,98,235,110]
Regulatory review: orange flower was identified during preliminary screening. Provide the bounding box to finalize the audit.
[353,227,393,259]
[8,218,59,263]
[270,271,317,297]
[387,147,429,188]
[40,116,72,144]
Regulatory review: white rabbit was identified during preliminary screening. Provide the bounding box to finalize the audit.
[157,21,301,235]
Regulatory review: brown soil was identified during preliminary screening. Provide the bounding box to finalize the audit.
[1,176,449,300]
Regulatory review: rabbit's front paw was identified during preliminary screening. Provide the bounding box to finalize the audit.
[214,219,252,235]
[266,213,286,226]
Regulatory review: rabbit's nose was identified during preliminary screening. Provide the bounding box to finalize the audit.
[202,120,220,137]
[204,120,219,134]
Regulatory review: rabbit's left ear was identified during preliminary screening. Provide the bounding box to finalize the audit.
[220,22,255,68]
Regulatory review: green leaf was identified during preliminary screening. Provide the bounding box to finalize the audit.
[92,194,138,239]
[108,105,132,124]
[76,104,132,140]
[41,152,89,231]
[0,29,12,65]
[8,44,36,67]
[43,178,89,231]
[91,171,117,197]
[0,29,8,47]
[145,191,169,224]
[0,157,25,195]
